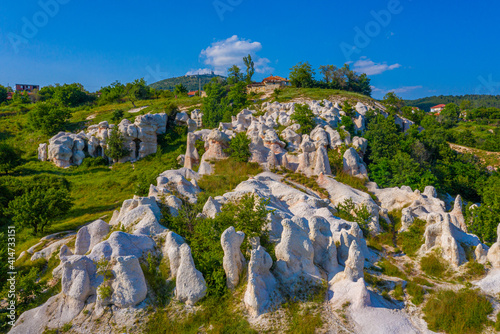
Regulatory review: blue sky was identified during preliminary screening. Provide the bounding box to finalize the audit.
[1,0,499,99]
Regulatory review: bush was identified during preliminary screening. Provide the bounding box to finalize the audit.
[112,109,124,122]
[163,194,269,297]
[226,132,251,162]
[406,281,425,305]
[420,252,448,278]
[335,198,372,237]
[6,184,73,235]
[0,144,22,173]
[290,104,315,134]
[423,289,493,334]
[396,218,426,257]
[28,102,71,135]
[80,156,107,168]
[105,129,130,162]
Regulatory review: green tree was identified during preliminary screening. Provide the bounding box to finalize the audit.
[243,54,255,84]
[319,65,337,84]
[202,78,230,128]
[99,81,125,105]
[173,83,188,96]
[105,129,131,162]
[290,103,316,134]
[53,83,89,107]
[127,78,150,106]
[364,114,401,161]
[0,85,8,103]
[438,103,460,128]
[0,144,22,173]
[289,62,315,88]
[382,92,405,111]
[466,174,500,244]
[112,109,124,123]
[28,102,71,135]
[460,100,473,111]
[225,81,247,119]
[226,132,251,162]
[227,65,244,85]
[7,186,73,234]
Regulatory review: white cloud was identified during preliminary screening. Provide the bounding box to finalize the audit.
[353,57,401,75]
[192,35,273,76]
[371,85,423,95]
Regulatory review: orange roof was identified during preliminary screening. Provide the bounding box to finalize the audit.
[431,104,446,109]
[262,75,288,83]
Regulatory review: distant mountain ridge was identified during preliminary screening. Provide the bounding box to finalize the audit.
[149,74,226,91]
[405,94,500,111]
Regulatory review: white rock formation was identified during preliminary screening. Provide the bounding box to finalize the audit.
[175,244,207,305]
[221,227,246,289]
[244,245,277,316]
[487,224,500,268]
[343,147,368,179]
[74,219,110,255]
[38,143,47,161]
[163,231,185,278]
[110,255,148,308]
[274,218,321,287]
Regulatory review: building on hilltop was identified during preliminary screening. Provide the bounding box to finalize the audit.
[430,104,446,114]
[247,74,291,93]
[15,84,39,92]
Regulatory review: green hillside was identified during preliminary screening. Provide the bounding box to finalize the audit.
[149,73,226,91]
[405,94,500,111]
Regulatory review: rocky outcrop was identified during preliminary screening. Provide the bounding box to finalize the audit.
[450,195,467,232]
[74,219,110,255]
[309,216,338,275]
[274,218,321,288]
[163,231,185,278]
[110,255,148,308]
[109,196,165,235]
[343,147,368,179]
[44,113,168,167]
[38,143,47,161]
[343,240,364,281]
[487,224,500,268]
[175,244,207,305]
[244,246,277,316]
[221,227,246,289]
[184,132,200,169]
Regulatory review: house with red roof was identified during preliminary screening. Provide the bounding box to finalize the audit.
[430,104,446,114]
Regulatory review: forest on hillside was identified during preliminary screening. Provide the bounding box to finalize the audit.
[405,94,500,111]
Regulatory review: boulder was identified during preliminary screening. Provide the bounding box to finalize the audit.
[38,143,48,161]
[110,255,148,308]
[88,232,156,262]
[202,196,222,218]
[309,216,338,274]
[74,219,110,255]
[244,246,277,316]
[163,231,185,278]
[343,240,364,281]
[274,218,321,287]
[221,227,246,289]
[175,244,207,305]
[487,224,500,268]
[343,148,368,179]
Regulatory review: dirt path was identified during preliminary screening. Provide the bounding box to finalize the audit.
[449,143,500,169]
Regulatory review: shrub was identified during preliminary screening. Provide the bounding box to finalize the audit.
[335,198,372,237]
[0,144,22,173]
[460,261,486,280]
[377,258,407,280]
[423,289,493,334]
[406,281,425,305]
[105,129,130,162]
[80,156,107,168]
[226,132,251,162]
[28,102,71,135]
[290,103,315,134]
[6,184,73,235]
[141,253,174,306]
[396,218,426,257]
[420,252,448,278]
[112,109,124,122]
